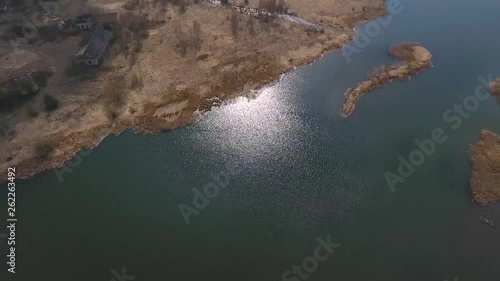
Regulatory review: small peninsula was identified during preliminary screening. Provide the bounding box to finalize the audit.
[341,42,433,117]
[469,130,500,205]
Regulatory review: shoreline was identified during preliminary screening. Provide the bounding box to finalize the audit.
[0,1,388,181]
[2,38,345,180]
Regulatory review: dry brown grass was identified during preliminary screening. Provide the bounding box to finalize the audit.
[341,43,433,117]
[470,130,500,205]
[489,78,500,96]
[130,69,143,89]
[103,79,128,106]
[34,138,60,159]
[388,42,422,61]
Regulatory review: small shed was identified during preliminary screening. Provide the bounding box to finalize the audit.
[75,26,110,66]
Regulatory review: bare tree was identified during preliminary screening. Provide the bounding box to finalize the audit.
[159,0,169,10]
[138,0,144,13]
[192,20,203,51]
[247,16,256,35]
[120,27,133,55]
[258,0,287,13]
[231,11,239,39]
[128,50,138,68]
[174,24,189,57]
[277,0,287,13]
[177,0,187,13]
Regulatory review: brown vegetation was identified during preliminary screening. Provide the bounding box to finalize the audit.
[231,11,239,39]
[258,0,288,13]
[470,130,500,205]
[103,79,128,106]
[130,69,143,89]
[34,139,59,159]
[388,42,422,61]
[488,78,500,96]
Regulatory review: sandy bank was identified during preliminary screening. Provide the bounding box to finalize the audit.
[469,130,500,205]
[341,42,433,117]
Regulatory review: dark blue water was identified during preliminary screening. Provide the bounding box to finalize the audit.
[1,0,500,280]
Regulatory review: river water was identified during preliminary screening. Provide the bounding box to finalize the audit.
[1,0,500,280]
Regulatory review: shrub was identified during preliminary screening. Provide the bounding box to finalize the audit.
[0,122,11,137]
[31,71,52,89]
[196,53,209,61]
[9,0,27,9]
[34,140,57,159]
[106,108,118,120]
[38,26,59,42]
[0,88,21,109]
[231,11,239,39]
[130,70,143,88]
[258,0,287,13]
[192,20,202,51]
[44,95,59,112]
[10,25,25,37]
[26,105,39,117]
[388,43,420,61]
[17,77,39,95]
[104,80,127,105]
[123,0,140,10]
[111,14,150,59]
[174,24,189,57]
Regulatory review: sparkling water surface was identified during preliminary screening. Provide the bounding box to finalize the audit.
[1,0,500,280]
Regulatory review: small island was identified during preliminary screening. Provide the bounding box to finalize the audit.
[470,130,500,205]
[341,42,433,117]
[489,77,500,95]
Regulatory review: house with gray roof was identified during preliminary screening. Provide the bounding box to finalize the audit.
[75,26,110,66]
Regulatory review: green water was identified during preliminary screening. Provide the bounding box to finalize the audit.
[1,0,500,280]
